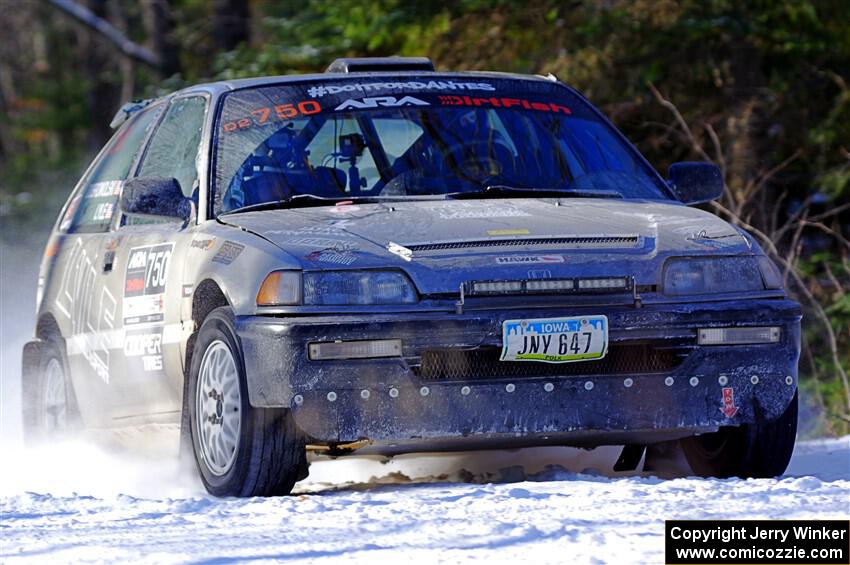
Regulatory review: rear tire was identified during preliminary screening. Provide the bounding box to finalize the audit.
[22,339,75,443]
[680,391,798,478]
[186,307,306,496]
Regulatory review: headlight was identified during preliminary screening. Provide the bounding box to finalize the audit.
[303,270,418,305]
[663,256,764,295]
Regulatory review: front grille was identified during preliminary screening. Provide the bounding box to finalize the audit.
[407,236,640,253]
[411,343,687,381]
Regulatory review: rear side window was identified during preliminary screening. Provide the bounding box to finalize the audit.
[138,96,207,196]
[60,104,162,233]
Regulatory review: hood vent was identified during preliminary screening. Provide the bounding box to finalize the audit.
[407,236,640,253]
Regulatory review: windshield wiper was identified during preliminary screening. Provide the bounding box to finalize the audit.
[221,194,339,214]
[221,193,445,214]
[448,184,622,200]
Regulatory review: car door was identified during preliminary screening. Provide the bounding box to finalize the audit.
[49,103,164,427]
[103,94,209,422]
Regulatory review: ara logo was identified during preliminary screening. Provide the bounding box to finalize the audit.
[127,250,148,270]
[335,96,429,111]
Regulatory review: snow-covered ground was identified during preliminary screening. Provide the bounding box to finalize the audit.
[1,435,847,564]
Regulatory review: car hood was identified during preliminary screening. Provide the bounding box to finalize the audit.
[220,198,750,295]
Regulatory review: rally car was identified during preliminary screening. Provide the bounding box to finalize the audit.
[22,57,800,496]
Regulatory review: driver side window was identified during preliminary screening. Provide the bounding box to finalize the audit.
[138,96,207,196]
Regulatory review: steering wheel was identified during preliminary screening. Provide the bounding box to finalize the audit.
[441,140,510,182]
[376,139,514,196]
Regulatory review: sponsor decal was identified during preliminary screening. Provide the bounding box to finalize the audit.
[124,327,164,373]
[438,95,571,114]
[307,80,495,98]
[495,255,565,265]
[305,249,357,266]
[284,237,358,249]
[433,203,531,219]
[91,201,114,222]
[182,284,194,298]
[335,95,429,111]
[721,387,738,418]
[212,241,245,265]
[190,238,216,251]
[686,229,744,249]
[54,238,117,383]
[59,194,82,231]
[527,269,553,279]
[327,204,362,214]
[264,222,352,237]
[125,277,144,293]
[86,180,123,198]
[387,242,413,262]
[221,100,322,132]
[124,243,173,326]
[488,228,530,236]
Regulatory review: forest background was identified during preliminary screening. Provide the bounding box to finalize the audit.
[1,0,847,435]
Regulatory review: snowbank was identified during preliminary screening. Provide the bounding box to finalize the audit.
[1,436,847,564]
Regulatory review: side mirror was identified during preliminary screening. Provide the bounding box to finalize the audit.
[120,177,192,220]
[668,162,724,205]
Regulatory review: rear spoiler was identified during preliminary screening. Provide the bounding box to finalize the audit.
[109,98,156,129]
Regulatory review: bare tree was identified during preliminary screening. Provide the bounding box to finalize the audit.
[649,84,850,420]
[48,0,160,68]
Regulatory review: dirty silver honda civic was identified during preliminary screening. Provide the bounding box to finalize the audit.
[22,57,801,496]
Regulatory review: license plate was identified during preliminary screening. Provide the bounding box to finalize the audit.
[500,315,608,363]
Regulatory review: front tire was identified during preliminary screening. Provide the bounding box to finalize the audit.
[680,391,798,478]
[186,307,306,496]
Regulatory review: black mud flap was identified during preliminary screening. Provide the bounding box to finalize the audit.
[613,444,647,472]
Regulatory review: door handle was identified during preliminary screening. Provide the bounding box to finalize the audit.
[103,250,115,273]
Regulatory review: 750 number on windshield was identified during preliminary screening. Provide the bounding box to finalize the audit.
[221,100,322,132]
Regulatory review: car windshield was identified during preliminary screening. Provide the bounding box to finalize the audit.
[214,76,670,213]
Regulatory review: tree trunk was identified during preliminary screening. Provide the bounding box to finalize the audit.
[82,0,118,149]
[142,0,179,78]
[211,0,250,52]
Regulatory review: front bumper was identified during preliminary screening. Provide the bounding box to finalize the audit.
[237,299,801,445]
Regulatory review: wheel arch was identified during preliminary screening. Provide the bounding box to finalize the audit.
[35,312,62,341]
[186,278,232,375]
[26,312,67,386]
